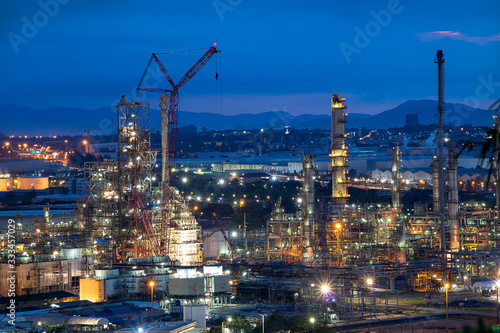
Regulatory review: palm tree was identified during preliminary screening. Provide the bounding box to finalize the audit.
[457,99,500,186]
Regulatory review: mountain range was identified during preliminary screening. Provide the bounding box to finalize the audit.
[0,99,495,136]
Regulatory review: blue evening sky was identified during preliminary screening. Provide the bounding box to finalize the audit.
[1,0,499,115]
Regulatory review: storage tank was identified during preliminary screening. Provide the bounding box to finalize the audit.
[62,248,82,259]
[0,178,10,191]
[183,305,206,328]
[18,177,49,190]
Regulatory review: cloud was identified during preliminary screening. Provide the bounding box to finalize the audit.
[415,31,500,45]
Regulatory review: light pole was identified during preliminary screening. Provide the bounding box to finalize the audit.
[367,278,374,317]
[259,314,266,333]
[445,283,449,333]
[149,281,155,323]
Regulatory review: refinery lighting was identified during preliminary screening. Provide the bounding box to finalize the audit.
[321,284,330,294]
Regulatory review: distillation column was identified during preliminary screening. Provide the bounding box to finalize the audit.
[431,158,440,213]
[330,93,349,205]
[448,144,460,252]
[391,145,402,211]
[302,154,315,259]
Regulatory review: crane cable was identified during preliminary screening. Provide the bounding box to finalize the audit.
[218,52,224,131]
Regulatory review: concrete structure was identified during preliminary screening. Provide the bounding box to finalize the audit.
[68,177,85,195]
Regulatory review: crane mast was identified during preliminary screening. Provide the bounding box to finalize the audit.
[137,45,220,256]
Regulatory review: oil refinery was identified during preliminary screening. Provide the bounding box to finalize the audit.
[1,45,500,332]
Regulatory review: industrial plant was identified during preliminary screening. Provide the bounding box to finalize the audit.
[2,47,500,332]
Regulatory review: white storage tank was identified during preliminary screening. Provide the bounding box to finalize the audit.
[183,305,206,328]
[62,248,82,259]
[95,268,119,280]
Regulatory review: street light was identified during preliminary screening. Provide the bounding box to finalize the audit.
[149,281,155,323]
[445,283,449,333]
[309,317,315,324]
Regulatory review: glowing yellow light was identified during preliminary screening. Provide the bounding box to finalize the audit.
[83,140,88,145]
[367,278,374,286]
[335,223,342,230]
[149,281,155,287]
[321,284,330,294]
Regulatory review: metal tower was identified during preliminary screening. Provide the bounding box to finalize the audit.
[434,50,447,263]
[330,92,349,205]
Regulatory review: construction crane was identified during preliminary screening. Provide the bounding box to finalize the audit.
[137,45,220,256]
[130,184,160,256]
[83,127,99,141]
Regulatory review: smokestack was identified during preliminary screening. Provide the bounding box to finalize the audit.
[448,144,459,252]
[330,92,349,205]
[302,154,315,260]
[434,50,447,259]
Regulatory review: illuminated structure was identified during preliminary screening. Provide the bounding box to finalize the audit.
[168,197,203,266]
[330,92,349,205]
[84,96,202,267]
[84,97,158,265]
[302,154,315,259]
[448,144,459,252]
[391,146,401,211]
